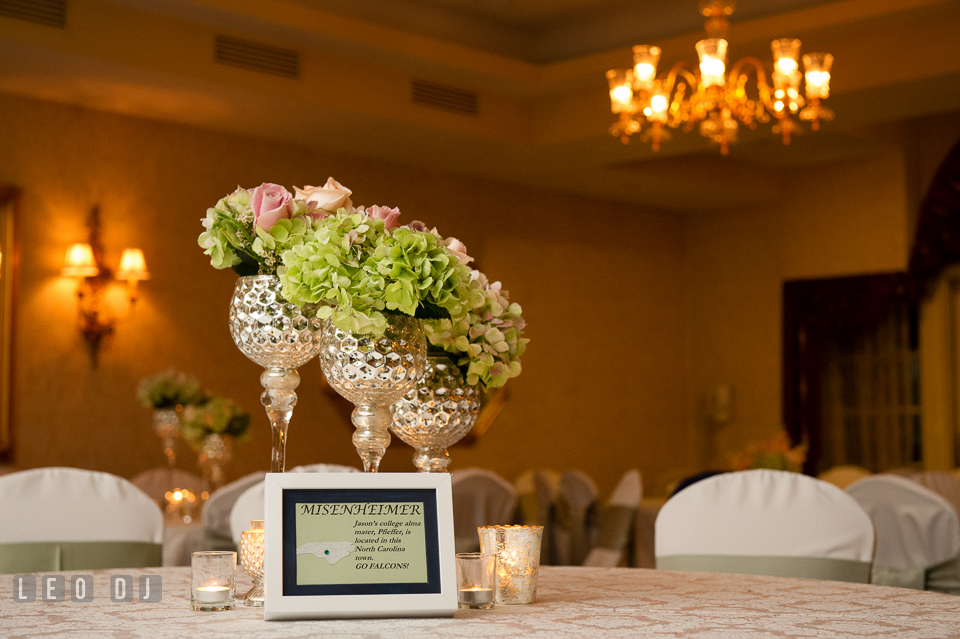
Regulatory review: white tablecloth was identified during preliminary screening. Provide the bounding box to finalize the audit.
[3,566,959,638]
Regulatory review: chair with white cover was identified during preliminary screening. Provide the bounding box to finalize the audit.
[847,475,960,593]
[584,469,642,567]
[228,464,360,545]
[656,469,875,583]
[910,470,960,518]
[451,468,518,554]
[131,467,204,504]
[0,467,164,573]
[202,471,267,551]
[554,470,599,565]
[817,465,872,490]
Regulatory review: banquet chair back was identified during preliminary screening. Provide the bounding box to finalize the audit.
[816,465,872,490]
[228,464,360,545]
[515,469,560,564]
[131,467,203,504]
[0,467,164,573]
[451,468,517,554]
[202,471,267,551]
[554,470,599,565]
[584,469,642,567]
[910,471,960,518]
[847,475,960,592]
[656,469,875,583]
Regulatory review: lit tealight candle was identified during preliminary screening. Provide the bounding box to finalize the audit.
[194,585,230,603]
[458,587,495,607]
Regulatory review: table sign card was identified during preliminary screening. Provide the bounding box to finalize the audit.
[263,472,457,620]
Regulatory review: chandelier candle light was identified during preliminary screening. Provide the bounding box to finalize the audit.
[606,0,833,154]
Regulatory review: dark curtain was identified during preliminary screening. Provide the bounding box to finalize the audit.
[783,137,960,474]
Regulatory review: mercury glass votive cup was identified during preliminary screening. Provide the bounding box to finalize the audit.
[240,520,265,607]
[455,552,497,610]
[191,551,236,611]
[478,525,543,605]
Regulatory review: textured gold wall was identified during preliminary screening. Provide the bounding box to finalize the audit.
[0,93,689,498]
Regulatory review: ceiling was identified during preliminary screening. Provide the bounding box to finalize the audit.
[0,0,959,209]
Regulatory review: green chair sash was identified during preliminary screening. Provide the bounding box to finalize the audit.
[924,554,960,595]
[870,566,926,590]
[0,541,162,574]
[657,554,872,583]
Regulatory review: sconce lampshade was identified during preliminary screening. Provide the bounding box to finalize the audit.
[61,243,99,278]
[117,248,150,281]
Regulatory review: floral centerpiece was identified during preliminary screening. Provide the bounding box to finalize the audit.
[181,396,251,491]
[136,369,205,410]
[730,430,807,472]
[180,396,251,449]
[137,369,206,467]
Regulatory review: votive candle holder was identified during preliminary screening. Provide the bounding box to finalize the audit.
[455,552,497,610]
[191,551,236,611]
[478,525,543,605]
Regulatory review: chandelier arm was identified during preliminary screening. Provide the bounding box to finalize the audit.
[662,61,699,96]
[728,56,773,110]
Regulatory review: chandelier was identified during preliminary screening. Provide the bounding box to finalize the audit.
[606,0,834,154]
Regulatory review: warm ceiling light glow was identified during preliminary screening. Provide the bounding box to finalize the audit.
[696,39,728,88]
[117,248,150,281]
[632,45,661,90]
[61,243,99,278]
[606,2,833,152]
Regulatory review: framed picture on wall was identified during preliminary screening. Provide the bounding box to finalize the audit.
[262,472,457,620]
[0,186,18,459]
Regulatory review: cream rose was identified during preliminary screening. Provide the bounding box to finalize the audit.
[294,177,353,213]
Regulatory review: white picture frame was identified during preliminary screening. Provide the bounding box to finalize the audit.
[263,472,458,620]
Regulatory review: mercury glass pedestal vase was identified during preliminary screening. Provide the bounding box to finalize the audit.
[152,408,181,467]
[239,520,265,607]
[198,434,232,493]
[229,275,323,473]
[391,354,481,472]
[319,315,427,472]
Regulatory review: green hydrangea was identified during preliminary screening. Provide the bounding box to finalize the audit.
[180,396,251,449]
[279,211,483,336]
[198,186,321,276]
[136,369,206,410]
[424,271,527,391]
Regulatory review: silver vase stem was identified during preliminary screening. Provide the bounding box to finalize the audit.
[414,446,451,473]
[352,404,392,472]
[260,366,299,473]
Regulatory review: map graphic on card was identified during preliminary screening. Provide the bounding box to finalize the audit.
[296,542,356,565]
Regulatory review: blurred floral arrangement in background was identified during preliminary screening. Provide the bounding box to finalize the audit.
[136,369,206,410]
[180,396,251,450]
[730,430,807,473]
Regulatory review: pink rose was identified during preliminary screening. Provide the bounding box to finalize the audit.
[251,183,293,231]
[444,237,473,265]
[294,177,353,213]
[365,205,401,230]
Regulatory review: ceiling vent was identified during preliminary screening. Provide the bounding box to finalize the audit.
[214,35,299,79]
[0,0,66,28]
[412,80,479,117]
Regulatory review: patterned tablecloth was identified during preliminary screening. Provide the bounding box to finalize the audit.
[2,566,959,638]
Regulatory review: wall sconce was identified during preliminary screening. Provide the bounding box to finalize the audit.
[61,206,149,366]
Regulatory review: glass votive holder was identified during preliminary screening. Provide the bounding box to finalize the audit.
[455,552,497,610]
[478,525,543,605]
[240,520,265,607]
[191,551,236,611]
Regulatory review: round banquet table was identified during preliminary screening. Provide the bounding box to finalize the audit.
[3,566,959,638]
